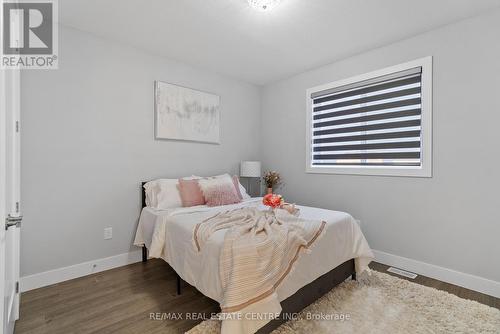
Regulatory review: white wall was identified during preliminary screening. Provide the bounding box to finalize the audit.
[261,10,500,283]
[20,26,261,276]
[21,9,500,290]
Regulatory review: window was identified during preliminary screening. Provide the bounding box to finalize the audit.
[306,57,432,177]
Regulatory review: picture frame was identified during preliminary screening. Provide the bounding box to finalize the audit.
[154,81,221,144]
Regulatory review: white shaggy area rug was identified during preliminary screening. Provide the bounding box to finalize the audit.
[187,271,500,334]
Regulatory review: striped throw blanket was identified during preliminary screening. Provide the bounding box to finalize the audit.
[193,207,326,313]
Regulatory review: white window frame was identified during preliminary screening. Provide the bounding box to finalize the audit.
[305,56,432,177]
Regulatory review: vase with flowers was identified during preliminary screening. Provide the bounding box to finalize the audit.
[263,171,281,195]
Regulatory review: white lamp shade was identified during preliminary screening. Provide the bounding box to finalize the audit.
[240,161,261,177]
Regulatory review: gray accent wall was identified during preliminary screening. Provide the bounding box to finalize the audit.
[20,26,261,276]
[260,10,500,282]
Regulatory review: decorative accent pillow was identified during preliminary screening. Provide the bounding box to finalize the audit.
[198,175,241,207]
[185,175,202,180]
[178,179,206,207]
[193,174,245,200]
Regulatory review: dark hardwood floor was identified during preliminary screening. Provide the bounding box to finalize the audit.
[369,262,500,310]
[15,259,219,334]
[15,259,500,334]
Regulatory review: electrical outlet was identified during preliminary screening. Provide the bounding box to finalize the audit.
[104,227,112,240]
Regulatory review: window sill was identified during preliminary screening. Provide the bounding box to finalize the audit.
[305,166,432,178]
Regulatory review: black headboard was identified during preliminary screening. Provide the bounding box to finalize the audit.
[141,182,147,209]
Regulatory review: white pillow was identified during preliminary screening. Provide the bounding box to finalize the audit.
[143,181,157,207]
[143,178,183,209]
[239,183,251,200]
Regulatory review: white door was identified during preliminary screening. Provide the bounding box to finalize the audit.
[0,67,22,334]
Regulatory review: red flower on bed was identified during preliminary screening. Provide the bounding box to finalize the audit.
[263,194,283,208]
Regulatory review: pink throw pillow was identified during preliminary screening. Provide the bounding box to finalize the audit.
[198,175,241,207]
[178,179,205,207]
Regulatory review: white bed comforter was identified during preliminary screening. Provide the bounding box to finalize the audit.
[134,198,374,334]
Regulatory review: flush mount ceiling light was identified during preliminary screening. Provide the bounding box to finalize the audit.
[247,0,282,11]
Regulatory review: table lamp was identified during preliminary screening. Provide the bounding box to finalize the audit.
[240,161,261,196]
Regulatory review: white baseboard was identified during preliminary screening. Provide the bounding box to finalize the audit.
[372,249,500,299]
[19,249,500,299]
[20,250,142,292]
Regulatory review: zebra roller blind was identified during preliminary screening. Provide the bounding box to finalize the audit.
[310,67,422,168]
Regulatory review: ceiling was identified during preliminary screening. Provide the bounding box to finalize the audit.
[59,0,500,85]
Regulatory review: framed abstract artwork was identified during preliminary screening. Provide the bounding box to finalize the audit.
[154,81,221,144]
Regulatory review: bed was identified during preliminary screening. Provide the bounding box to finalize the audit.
[134,182,373,333]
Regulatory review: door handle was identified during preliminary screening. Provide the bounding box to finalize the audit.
[5,215,22,230]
